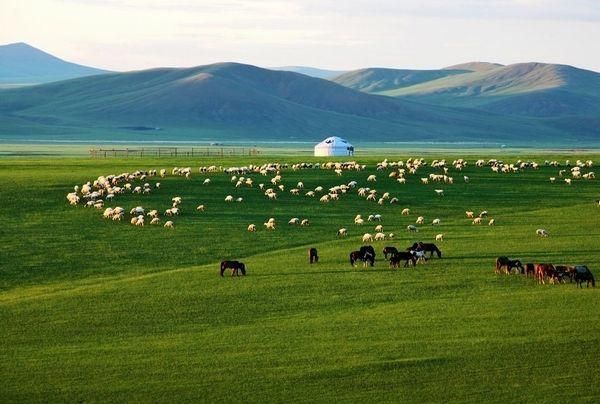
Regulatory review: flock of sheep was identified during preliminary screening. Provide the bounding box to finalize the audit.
[66,158,595,245]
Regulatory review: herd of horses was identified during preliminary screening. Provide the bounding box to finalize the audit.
[220,249,594,289]
[350,242,442,268]
[495,256,595,287]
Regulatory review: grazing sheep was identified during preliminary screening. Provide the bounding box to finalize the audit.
[373,214,382,221]
[390,197,399,204]
[488,219,495,226]
[435,233,444,241]
[549,177,556,183]
[374,232,386,241]
[164,221,174,228]
[196,205,205,212]
[319,195,330,203]
[374,224,383,232]
[420,178,429,185]
[466,211,474,218]
[236,197,243,202]
[305,191,315,197]
[264,222,276,230]
[434,189,444,196]
[301,219,310,226]
[367,175,377,182]
[432,218,441,226]
[203,179,211,185]
[147,209,159,219]
[536,228,549,237]
[401,208,410,215]
[479,210,488,218]
[362,233,374,243]
[388,233,395,239]
[463,176,470,183]
[472,217,482,224]
[130,206,145,216]
[564,178,572,185]
[247,224,257,232]
[407,225,418,232]
[224,195,234,202]
[337,228,348,237]
[355,218,365,225]
[416,216,425,225]
[135,215,145,227]
[288,217,300,225]
[150,217,160,225]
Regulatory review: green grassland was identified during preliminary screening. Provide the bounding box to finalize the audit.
[1,153,599,402]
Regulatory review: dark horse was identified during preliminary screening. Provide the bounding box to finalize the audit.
[220,260,246,276]
[408,242,442,258]
[389,251,416,268]
[523,263,536,277]
[350,245,375,267]
[535,263,558,284]
[495,256,525,275]
[308,247,319,264]
[574,265,595,288]
[383,246,398,260]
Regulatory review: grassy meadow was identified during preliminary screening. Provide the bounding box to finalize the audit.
[1,152,599,402]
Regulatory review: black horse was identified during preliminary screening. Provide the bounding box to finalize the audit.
[389,251,416,268]
[408,242,442,258]
[523,263,536,277]
[220,260,246,276]
[574,266,595,288]
[308,247,319,264]
[383,246,398,260]
[495,256,524,275]
[350,246,375,267]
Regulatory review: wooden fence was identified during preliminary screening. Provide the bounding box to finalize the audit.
[89,147,260,158]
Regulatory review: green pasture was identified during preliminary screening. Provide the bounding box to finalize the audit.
[1,153,599,402]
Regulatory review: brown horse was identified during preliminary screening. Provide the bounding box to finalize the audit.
[389,251,416,268]
[535,263,557,284]
[523,263,536,278]
[495,256,524,275]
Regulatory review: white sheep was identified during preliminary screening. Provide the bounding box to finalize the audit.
[374,232,385,241]
[150,218,160,225]
[164,220,174,228]
[435,233,444,241]
[362,233,374,243]
[549,177,556,183]
[247,224,257,232]
[355,218,365,225]
[466,211,474,218]
[407,225,418,232]
[374,224,383,232]
[434,189,444,196]
[288,217,300,225]
[301,219,309,226]
[472,217,482,225]
[463,176,469,183]
[488,219,495,226]
[147,209,159,218]
[416,216,425,225]
[564,178,572,185]
[264,222,276,230]
[196,205,205,212]
[401,208,410,215]
[536,228,549,237]
[337,228,348,237]
[432,218,441,226]
[224,195,234,202]
[319,195,330,203]
[367,175,377,182]
[203,179,211,185]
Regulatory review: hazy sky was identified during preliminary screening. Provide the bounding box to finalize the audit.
[1,0,599,72]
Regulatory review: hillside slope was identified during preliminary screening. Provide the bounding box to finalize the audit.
[0,42,110,85]
[331,68,470,93]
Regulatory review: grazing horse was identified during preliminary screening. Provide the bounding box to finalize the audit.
[220,260,246,277]
[383,246,398,260]
[535,263,557,284]
[407,242,442,258]
[574,266,595,288]
[495,256,524,275]
[523,263,536,278]
[350,250,375,267]
[390,251,416,268]
[308,247,319,264]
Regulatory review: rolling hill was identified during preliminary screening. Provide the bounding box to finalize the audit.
[0,61,566,143]
[331,68,470,93]
[0,42,110,85]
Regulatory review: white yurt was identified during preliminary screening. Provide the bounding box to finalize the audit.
[314,136,354,157]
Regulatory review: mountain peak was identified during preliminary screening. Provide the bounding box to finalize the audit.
[443,62,504,72]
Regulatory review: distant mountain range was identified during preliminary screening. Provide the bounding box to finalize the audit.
[269,66,347,79]
[0,43,598,144]
[0,42,110,85]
